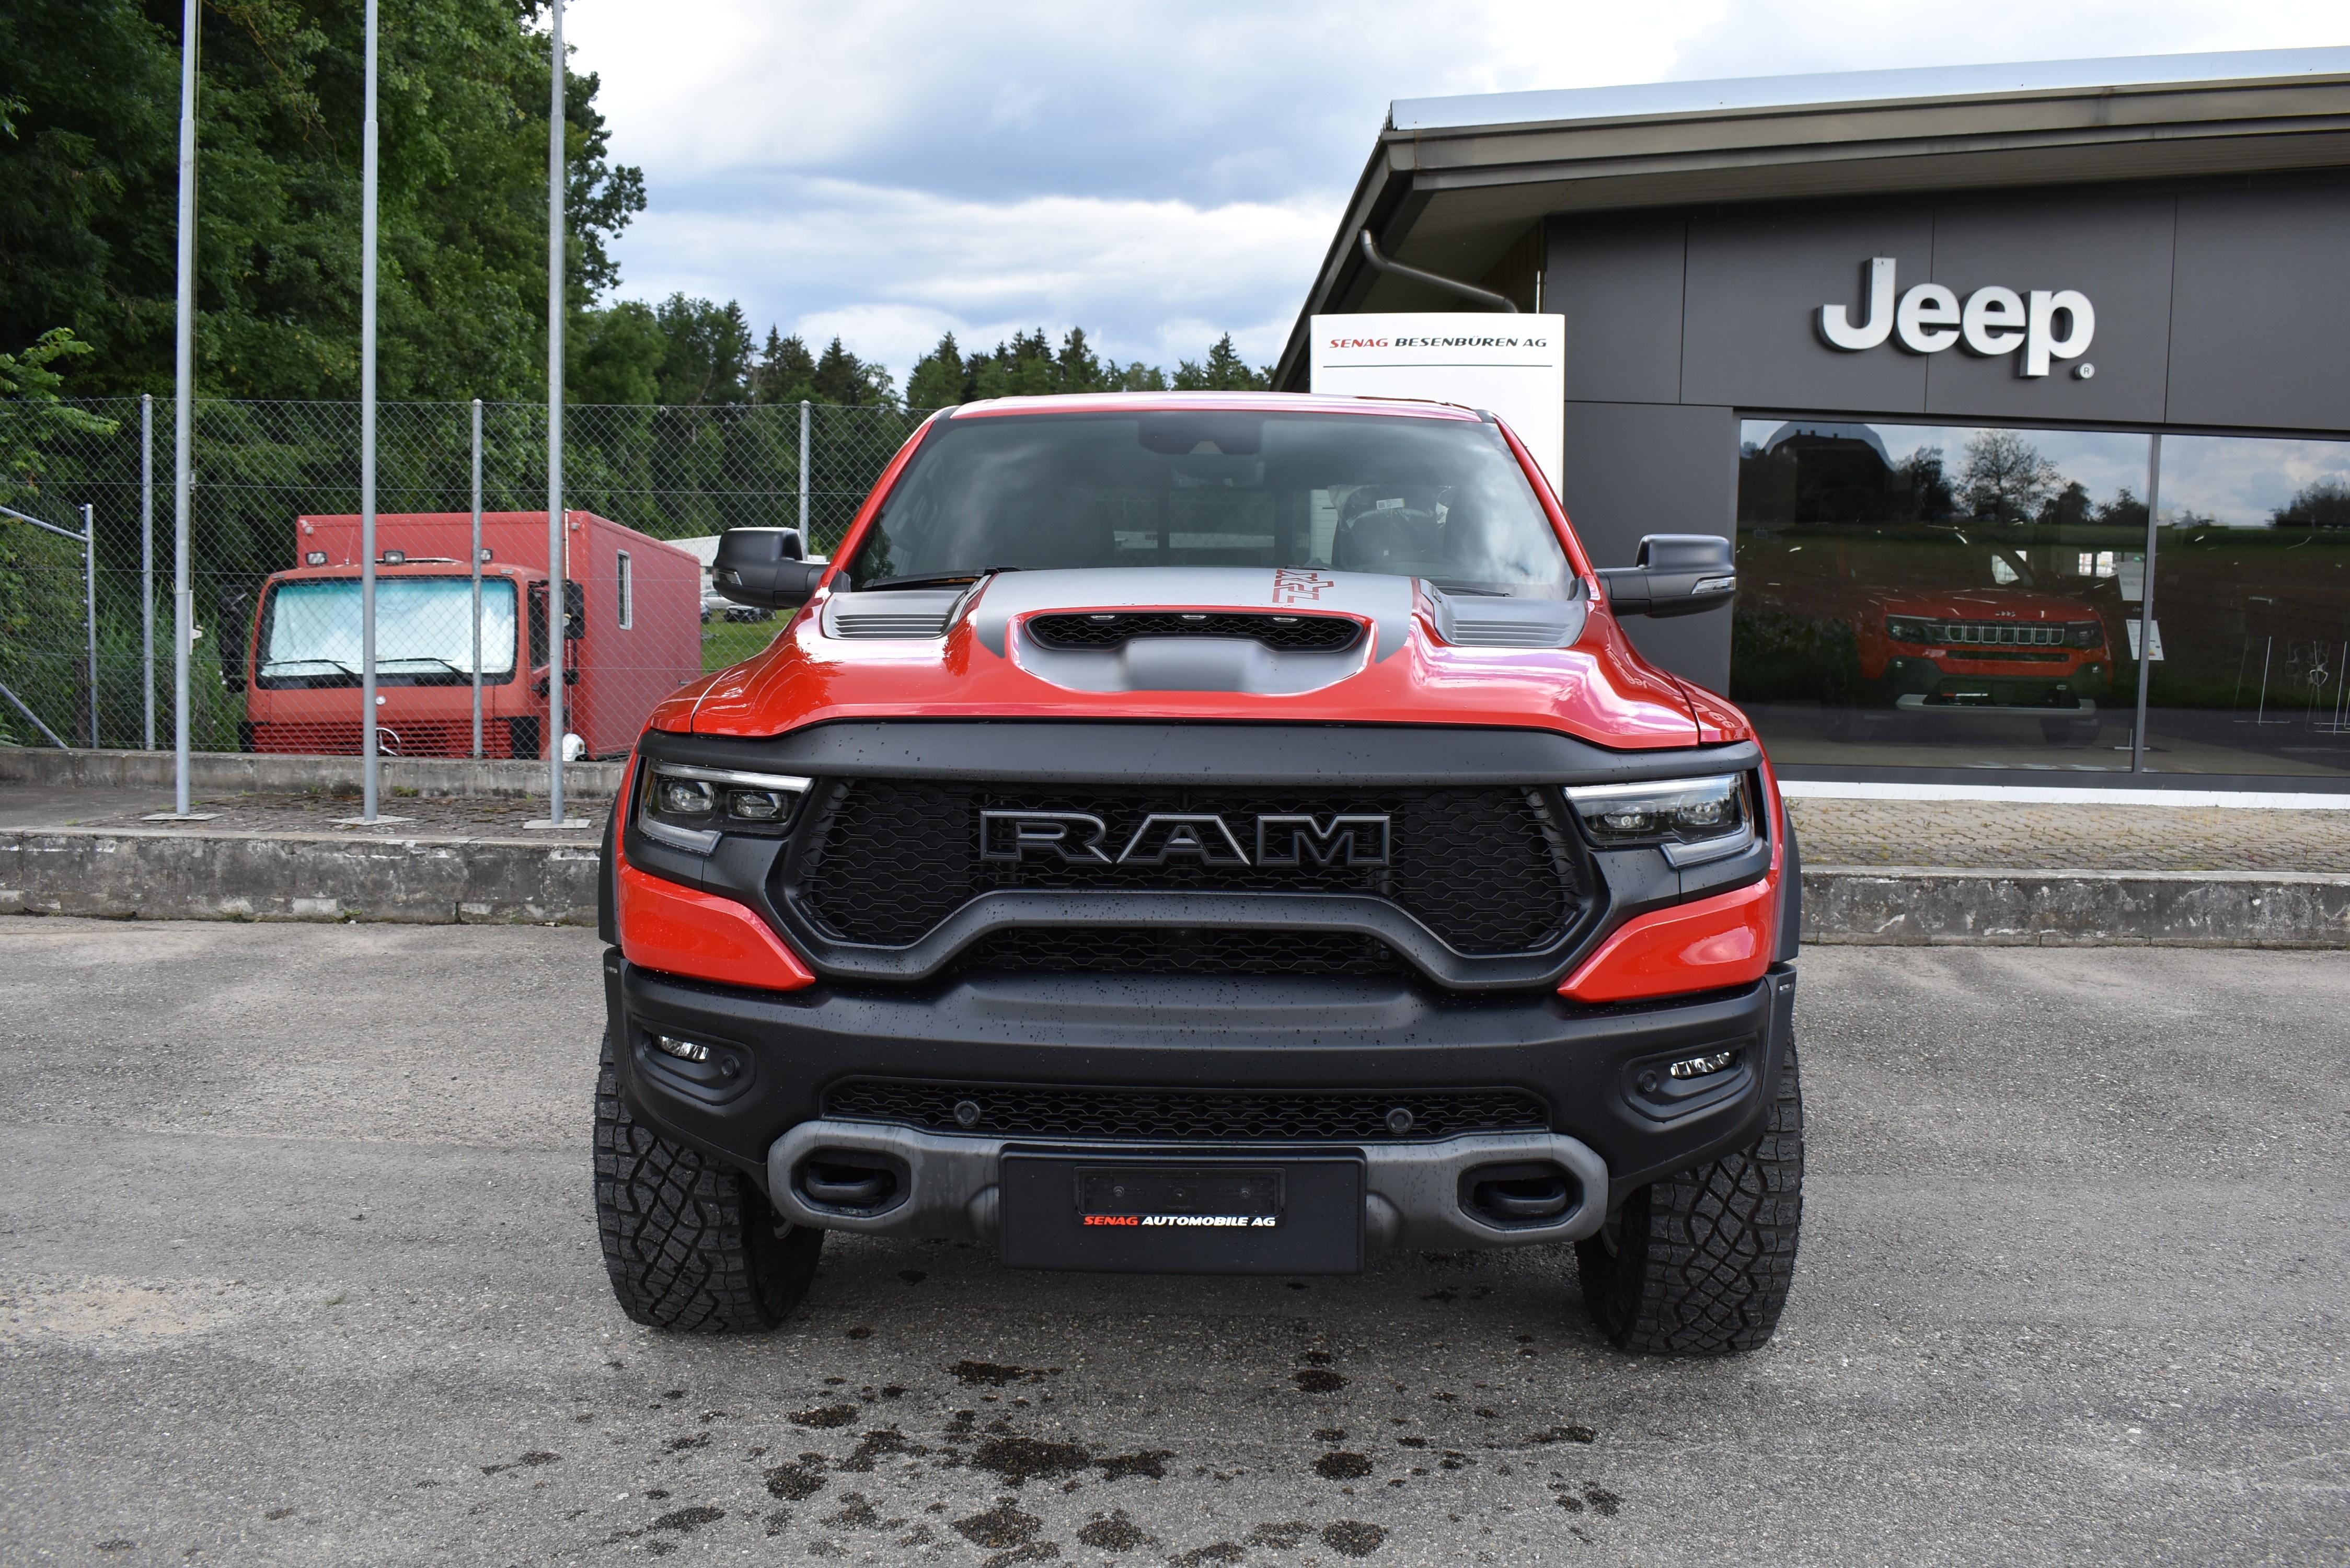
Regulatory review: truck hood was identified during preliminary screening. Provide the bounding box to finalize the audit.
[661,567,1714,748]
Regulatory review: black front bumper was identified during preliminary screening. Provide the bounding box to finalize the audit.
[605,947,1798,1217]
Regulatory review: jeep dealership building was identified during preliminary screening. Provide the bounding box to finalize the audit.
[1280,49,2350,787]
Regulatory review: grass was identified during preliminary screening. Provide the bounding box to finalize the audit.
[701,618,784,672]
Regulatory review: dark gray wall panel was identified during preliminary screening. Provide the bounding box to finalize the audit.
[1681,206,1932,413]
[2169,183,2350,432]
[1545,213,1686,405]
[1559,401,1737,689]
[1921,192,2175,424]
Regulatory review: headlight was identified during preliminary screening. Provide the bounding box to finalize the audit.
[1564,774,1756,868]
[637,761,811,854]
[2065,620,2104,648]
[1886,615,1939,644]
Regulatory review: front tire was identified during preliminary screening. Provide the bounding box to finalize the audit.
[1576,1042,1804,1355]
[594,1028,822,1331]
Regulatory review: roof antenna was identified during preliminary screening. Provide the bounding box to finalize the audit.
[1357,230,1520,313]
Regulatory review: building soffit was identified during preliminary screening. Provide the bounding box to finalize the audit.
[1273,65,2350,391]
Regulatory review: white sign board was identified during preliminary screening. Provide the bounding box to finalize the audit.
[1309,314,1566,498]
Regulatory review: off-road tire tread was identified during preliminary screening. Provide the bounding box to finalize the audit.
[1577,1042,1804,1355]
[594,1029,820,1331]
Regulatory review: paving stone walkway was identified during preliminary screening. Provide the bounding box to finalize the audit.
[1788,798,2350,873]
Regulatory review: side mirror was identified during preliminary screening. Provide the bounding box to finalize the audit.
[713,527,824,610]
[1597,535,1736,619]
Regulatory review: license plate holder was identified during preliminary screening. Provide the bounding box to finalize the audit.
[999,1153,1363,1274]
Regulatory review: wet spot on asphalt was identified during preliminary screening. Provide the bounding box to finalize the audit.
[1247,1520,1311,1548]
[839,1427,926,1472]
[762,1460,827,1501]
[479,1450,559,1475]
[1077,1509,1150,1550]
[1321,1519,1389,1556]
[1314,1428,1345,1443]
[954,1498,1043,1548]
[1173,1543,1245,1565]
[1292,1369,1346,1393]
[951,1359,1057,1386]
[1090,1450,1172,1481]
[791,1404,859,1428]
[664,1433,707,1451]
[845,1325,873,1339]
[970,1436,1091,1486]
[1314,1452,1373,1480]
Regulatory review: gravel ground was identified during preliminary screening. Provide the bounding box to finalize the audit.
[1,920,2343,1566]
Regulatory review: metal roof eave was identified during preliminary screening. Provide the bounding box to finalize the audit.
[1276,54,2350,393]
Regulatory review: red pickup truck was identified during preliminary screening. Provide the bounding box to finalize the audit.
[594,393,1802,1356]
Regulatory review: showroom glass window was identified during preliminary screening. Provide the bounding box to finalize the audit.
[2145,435,2350,777]
[1732,420,2350,778]
[1734,420,2149,771]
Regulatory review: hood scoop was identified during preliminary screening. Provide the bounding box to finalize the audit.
[1029,610,1363,654]
[822,588,965,640]
[1426,585,1588,649]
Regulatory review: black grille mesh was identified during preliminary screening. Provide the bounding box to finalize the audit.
[790,781,1584,956]
[825,1079,1550,1142]
[1027,612,1362,652]
[960,926,1406,977]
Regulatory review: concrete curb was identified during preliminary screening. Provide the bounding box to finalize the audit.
[0,827,601,925]
[4,828,2345,946]
[1802,864,2350,948]
[0,746,622,800]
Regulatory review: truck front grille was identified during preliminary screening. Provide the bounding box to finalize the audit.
[790,780,1588,958]
[825,1079,1550,1142]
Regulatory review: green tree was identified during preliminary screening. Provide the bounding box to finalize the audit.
[652,294,752,406]
[1173,332,1270,391]
[810,336,895,407]
[905,330,969,409]
[0,328,118,505]
[0,0,644,400]
[751,329,817,405]
[2274,478,2350,529]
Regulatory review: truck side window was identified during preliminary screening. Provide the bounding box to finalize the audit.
[616,551,633,629]
[528,582,549,667]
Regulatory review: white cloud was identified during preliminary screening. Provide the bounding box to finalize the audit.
[563,0,2350,385]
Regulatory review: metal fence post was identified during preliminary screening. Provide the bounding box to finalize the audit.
[82,503,98,746]
[141,393,155,750]
[358,0,381,822]
[798,398,811,540]
[541,0,570,827]
[2131,434,2162,774]
[171,0,196,816]
[471,396,483,759]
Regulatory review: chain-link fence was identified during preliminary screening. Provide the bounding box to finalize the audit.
[0,397,927,757]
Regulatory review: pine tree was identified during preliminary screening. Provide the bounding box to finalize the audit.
[751,329,818,405]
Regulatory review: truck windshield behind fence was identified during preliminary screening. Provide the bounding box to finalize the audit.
[849,411,1574,597]
[259,578,518,687]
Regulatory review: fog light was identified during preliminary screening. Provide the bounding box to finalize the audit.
[654,1034,710,1064]
[1667,1050,1738,1080]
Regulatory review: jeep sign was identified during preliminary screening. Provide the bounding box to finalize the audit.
[1818,258,2095,378]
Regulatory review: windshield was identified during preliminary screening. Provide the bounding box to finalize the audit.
[847,409,1573,597]
[260,577,517,683]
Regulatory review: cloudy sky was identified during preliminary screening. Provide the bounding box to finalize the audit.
[564,1,2346,386]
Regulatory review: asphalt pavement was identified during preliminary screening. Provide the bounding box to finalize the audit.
[1,919,2343,1566]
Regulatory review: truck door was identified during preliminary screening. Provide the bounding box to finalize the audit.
[524,579,584,758]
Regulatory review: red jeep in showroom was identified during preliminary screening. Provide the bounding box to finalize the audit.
[594,393,1802,1355]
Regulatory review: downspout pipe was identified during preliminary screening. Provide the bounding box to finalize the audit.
[1357,230,1519,313]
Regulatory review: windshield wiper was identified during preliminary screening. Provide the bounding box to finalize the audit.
[379,655,468,674]
[859,566,1022,592]
[261,658,359,675]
